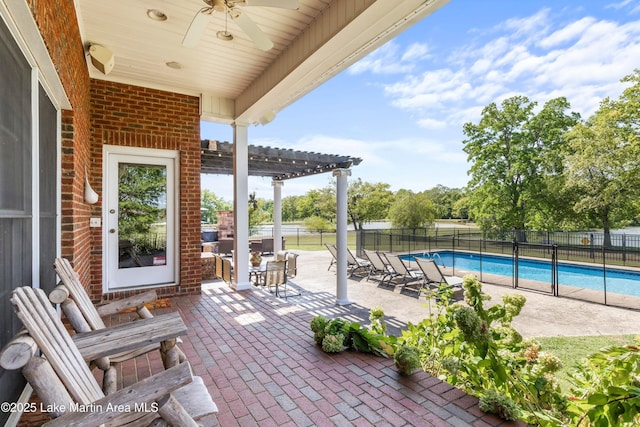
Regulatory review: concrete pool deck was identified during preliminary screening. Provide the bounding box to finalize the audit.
[288,249,640,338]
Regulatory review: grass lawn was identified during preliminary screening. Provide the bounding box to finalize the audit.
[536,334,638,392]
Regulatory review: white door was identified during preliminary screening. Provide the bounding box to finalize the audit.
[104,146,178,290]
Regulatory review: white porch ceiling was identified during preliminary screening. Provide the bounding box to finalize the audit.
[76,0,449,125]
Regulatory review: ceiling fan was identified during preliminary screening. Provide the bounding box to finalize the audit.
[182,0,299,51]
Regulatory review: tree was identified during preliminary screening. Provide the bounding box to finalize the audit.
[282,195,302,222]
[200,189,232,224]
[248,192,271,231]
[347,179,394,230]
[118,164,167,237]
[463,96,579,236]
[388,190,436,228]
[297,187,335,221]
[425,185,464,219]
[563,71,640,246]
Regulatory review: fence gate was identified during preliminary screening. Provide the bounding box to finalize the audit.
[512,242,557,295]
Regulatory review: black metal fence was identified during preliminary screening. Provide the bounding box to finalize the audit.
[249,227,339,247]
[358,228,640,310]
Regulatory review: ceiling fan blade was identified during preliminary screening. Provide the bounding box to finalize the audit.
[243,0,299,9]
[229,9,274,51]
[182,8,214,47]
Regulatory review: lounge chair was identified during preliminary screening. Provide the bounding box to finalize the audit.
[325,243,370,276]
[325,243,338,270]
[415,257,464,298]
[363,249,391,283]
[6,286,217,426]
[380,253,423,291]
[346,248,371,277]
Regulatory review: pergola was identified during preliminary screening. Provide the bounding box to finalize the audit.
[201,140,362,180]
[201,139,361,303]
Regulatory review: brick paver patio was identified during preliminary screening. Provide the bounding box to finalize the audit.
[114,280,527,427]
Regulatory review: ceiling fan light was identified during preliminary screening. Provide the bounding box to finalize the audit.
[217,30,233,41]
[212,0,226,12]
[146,9,167,21]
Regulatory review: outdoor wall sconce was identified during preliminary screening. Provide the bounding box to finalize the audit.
[84,167,99,204]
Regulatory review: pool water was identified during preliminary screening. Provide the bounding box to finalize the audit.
[405,251,640,297]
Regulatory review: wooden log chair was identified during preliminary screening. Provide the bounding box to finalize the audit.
[1,286,217,426]
[51,258,187,387]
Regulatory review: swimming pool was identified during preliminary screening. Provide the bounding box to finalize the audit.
[404,251,640,298]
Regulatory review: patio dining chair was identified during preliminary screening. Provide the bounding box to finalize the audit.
[286,252,299,278]
[275,250,289,261]
[261,260,300,299]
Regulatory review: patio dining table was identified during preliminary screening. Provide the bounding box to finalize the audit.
[249,263,267,286]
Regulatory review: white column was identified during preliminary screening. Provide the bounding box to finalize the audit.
[272,180,283,253]
[232,122,250,290]
[333,168,351,305]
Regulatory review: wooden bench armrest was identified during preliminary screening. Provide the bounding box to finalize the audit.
[72,312,187,361]
[95,290,158,317]
[43,362,193,427]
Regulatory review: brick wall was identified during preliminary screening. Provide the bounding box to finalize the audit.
[90,80,202,300]
[29,0,203,301]
[217,210,235,238]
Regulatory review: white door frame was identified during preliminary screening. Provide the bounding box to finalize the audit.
[102,145,180,292]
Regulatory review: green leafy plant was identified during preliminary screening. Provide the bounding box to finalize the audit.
[398,275,567,425]
[566,341,640,426]
[309,309,395,358]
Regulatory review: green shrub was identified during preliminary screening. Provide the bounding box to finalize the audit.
[394,345,421,375]
[322,332,346,353]
[479,390,520,421]
[310,315,328,345]
[303,215,335,232]
[398,274,567,425]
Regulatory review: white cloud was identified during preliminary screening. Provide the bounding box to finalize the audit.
[376,6,640,127]
[538,17,595,48]
[606,0,633,10]
[348,41,415,75]
[348,40,431,75]
[401,42,430,62]
[417,118,447,130]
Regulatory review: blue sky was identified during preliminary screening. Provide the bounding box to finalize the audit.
[202,0,640,202]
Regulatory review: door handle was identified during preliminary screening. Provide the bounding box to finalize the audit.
[109,229,116,234]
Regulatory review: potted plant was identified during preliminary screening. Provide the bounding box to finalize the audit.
[250,251,262,267]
